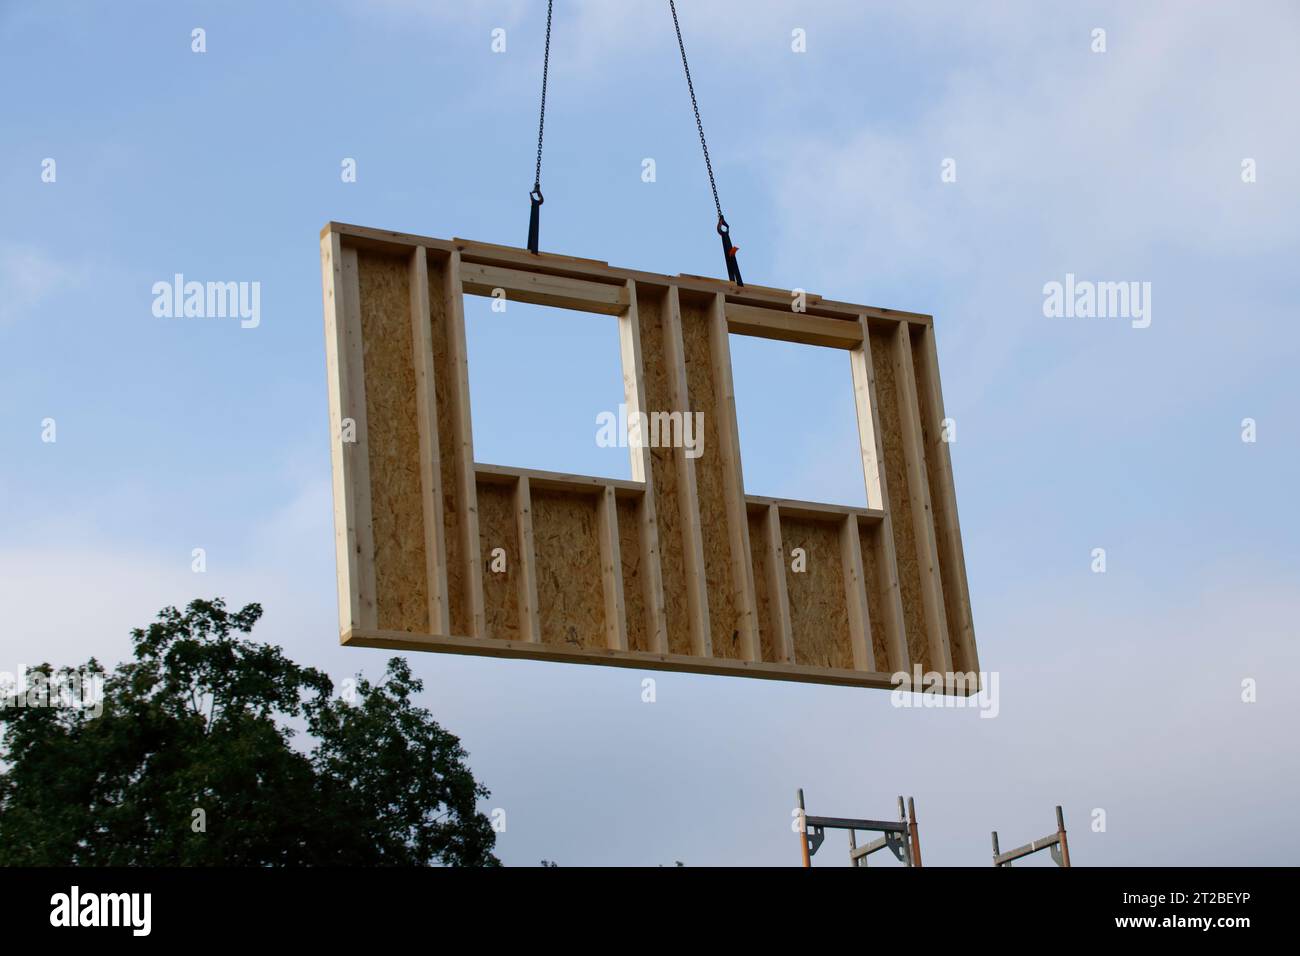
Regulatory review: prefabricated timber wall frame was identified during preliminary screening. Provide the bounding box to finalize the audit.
[320,221,979,693]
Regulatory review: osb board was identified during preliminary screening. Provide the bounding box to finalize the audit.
[426,253,468,636]
[531,489,607,649]
[858,519,892,673]
[909,324,972,673]
[356,250,428,633]
[617,497,650,652]
[635,287,692,655]
[782,517,854,670]
[748,510,777,663]
[477,480,520,642]
[870,326,932,672]
[678,295,744,659]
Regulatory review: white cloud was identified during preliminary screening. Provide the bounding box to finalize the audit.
[0,243,86,326]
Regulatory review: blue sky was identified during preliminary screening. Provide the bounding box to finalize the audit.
[2,0,1298,865]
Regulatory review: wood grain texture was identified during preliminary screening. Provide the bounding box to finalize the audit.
[910,323,978,677]
[532,489,606,650]
[634,287,694,655]
[869,324,931,672]
[619,281,668,652]
[356,249,426,633]
[782,517,854,670]
[477,478,520,642]
[409,247,450,635]
[322,234,371,632]
[891,322,953,675]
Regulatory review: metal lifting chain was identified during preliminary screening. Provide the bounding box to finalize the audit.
[526,1,743,286]
[527,0,553,254]
[668,0,742,285]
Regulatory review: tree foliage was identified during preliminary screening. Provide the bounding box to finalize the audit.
[0,599,498,866]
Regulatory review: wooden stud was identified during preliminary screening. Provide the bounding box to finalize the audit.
[891,322,954,675]
[707,293,760,662]
[326,240,378,631]
[839,514,876,671]
[443,251,486,638]
[597,485,628,651]
[914,325,979,675]
[618,280,668,653]
[408,246,450,635]
[662,287,712,657]
[322,235,369,633]
[476,462,641,496]
[852,318,908,674]
[513,476,541,643]
[325,220,934,327]
[763,503,794,664]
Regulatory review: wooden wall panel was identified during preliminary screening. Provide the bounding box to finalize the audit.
[322,222,978,693]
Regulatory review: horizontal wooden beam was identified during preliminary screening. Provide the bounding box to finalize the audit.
[460,261,629,315]
[340,627,968,693]
[320,221,934,326]
[726,302,863,349]
[744,494,885,524]
[475,462,644,498]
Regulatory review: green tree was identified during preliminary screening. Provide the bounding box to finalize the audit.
[0,599,498,866]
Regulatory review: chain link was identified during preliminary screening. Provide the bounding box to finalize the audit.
[669,0,723,222]
[533,0,553,194]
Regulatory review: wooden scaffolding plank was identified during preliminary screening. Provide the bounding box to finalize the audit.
[662,287,712,656]
[514,475,541,643]
[597,485,628,651]
[763,503,794,664]
[839,514,876,671]
[852,317,908,673]
[408,247,450,635]
[890,322,954,675]
[618,280,668,653]
[443,251,486,638]
[707,293,760,662]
